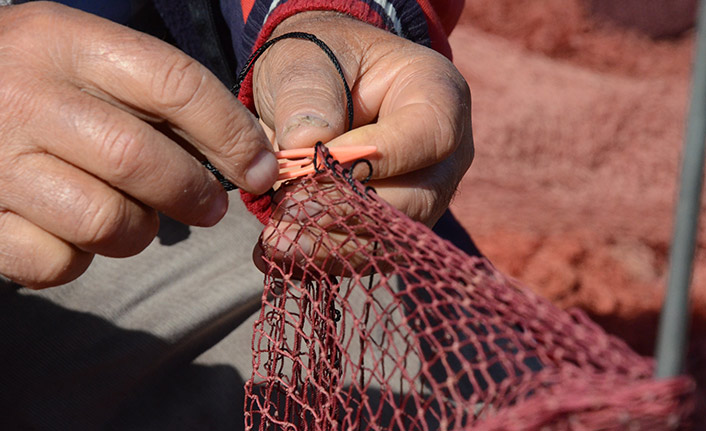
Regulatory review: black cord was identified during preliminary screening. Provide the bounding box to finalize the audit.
[204,32,355,190]
[232,32,354,132]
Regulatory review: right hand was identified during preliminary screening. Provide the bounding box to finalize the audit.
[0,2,278,288]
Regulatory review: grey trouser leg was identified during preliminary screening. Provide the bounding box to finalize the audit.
[0,198,264,430]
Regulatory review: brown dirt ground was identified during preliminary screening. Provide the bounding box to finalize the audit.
[449,0,706,420]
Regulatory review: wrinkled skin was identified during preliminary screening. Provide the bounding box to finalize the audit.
[252,12,474,270]
[0,3,473,287]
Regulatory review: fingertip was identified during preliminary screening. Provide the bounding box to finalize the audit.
[196,189,229,227]
[244,149,278,194]
[25,250,94,289]
[279,113,337,148]
[0,210,96,288]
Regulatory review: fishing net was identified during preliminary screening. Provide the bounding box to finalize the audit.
[240,144,695,431]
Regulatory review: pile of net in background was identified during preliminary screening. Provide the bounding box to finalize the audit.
[243,146,695,430]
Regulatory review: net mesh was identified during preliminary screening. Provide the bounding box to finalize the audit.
[243,145,695,430]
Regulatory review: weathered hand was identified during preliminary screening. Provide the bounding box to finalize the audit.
[0,2,278,287]
[252,12,474,268]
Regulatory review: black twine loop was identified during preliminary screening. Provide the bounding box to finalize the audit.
[204,32,379,200]
[331,306,342,323]
[203,32,354,191]
[312,141,375,199]
[349,159,374,184]
[342,159,373,196]
[232,32,355,133]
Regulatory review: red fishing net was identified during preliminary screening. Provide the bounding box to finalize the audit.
[242,144,695,430]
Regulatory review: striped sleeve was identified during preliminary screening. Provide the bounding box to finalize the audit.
[220,0,463,111]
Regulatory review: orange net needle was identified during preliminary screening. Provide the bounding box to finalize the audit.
[276,145,377,181]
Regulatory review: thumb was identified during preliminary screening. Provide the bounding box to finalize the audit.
[252,35,352,149]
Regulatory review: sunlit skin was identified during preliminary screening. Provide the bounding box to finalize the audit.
[0,3,473,287]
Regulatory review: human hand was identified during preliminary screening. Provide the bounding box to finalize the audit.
[0,2,278,287]
[250,12,474,271]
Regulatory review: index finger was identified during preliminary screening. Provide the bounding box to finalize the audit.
[50,6,277,193]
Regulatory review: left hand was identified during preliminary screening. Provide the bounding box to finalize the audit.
[251,11,474,269]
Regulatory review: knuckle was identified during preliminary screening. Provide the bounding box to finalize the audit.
[417,180,450,226]
[72,192,159,256]
[151,53,207,113]
[221,121,258,160]
[428,104,457,159]
[419,58,471,160]
[0,73,44,135]
[430,82,472,162]
[393,188,433,225]
[412,182,434,223]
[217,115,266,171]
[0,2,54,36]
[0,152,32,193]
[73,192,131,248]
[96,121,149,184]
[61,96,148,183]
[0,3,73,60]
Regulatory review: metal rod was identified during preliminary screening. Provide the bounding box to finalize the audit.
[654,0,706,378]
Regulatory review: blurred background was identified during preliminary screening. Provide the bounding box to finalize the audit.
[448,0,706,419]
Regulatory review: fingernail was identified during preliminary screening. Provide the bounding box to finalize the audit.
[283,114,329,138]
[245,150,278,194]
